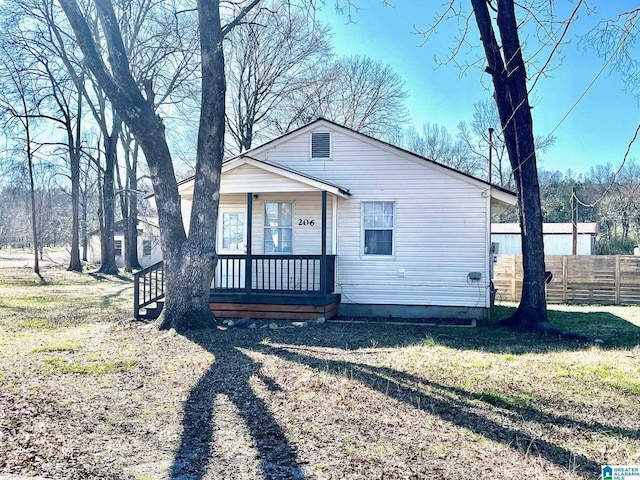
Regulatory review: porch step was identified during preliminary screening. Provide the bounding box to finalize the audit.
[139,301,164,320]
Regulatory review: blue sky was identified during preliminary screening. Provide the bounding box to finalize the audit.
[316,1,640,175]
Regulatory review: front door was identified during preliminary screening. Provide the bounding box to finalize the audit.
[215,209,247,289]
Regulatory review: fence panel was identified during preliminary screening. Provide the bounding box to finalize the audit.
[493,254,640,305]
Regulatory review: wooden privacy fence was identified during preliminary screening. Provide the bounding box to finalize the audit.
[493,255,640,305]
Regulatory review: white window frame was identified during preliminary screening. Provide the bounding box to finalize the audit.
[114,239,123,257]
[142,240,152,257]
[218,209,247,254]
[263,202,294,254]
[310,131,331,160]
[361,201,395,258]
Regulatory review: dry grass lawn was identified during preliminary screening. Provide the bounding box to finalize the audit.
[0,250,639,479]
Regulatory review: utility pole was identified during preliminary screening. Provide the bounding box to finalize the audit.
[571,187,577,255]
[488,127,494,185]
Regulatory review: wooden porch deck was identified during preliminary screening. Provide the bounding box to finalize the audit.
[209,254,339,319]
[134,254,340,320]
[209,292,341,320]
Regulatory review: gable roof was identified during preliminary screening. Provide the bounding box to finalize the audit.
[175,118,517,209]
[178,155,351,198]
[243,118,516,201]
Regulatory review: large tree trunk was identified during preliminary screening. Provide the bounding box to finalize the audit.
[121,131,141,271]
[98,123,119,274]
[27,131,40,276]
[59,0,229,331]
[68,84,82,272]
[157,0,227,330]
[471,0,547,329]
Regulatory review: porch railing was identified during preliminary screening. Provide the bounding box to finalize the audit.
[133,255,336,318]
[133,261,165,319]
[213,254,336,295]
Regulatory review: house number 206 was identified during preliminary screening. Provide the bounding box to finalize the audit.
[298,219,316,226]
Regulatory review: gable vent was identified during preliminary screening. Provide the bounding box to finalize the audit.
[311,132,331,159]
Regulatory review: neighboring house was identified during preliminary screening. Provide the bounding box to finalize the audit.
[144,119,516,322]
[491,223,598,256]
[88,218,162,269]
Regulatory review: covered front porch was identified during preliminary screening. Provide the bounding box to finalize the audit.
[134,157,349,320]
[209,252,340,319]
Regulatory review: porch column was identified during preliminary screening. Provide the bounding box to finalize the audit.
[245,193,253,296]
[320,190,327,293]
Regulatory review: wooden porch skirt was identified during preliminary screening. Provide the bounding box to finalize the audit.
[209,293,340,320]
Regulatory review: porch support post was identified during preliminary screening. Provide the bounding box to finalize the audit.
[320,191,327,293]
[245,193,253,296]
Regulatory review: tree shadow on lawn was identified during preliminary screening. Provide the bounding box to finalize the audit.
[315,305,640,354]
[262,316,640,356]
[247,339,632,478]
[169,328,308,480]
[168,321,637,480]
[488,304,640,351]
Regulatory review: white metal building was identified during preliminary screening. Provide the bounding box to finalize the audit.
[491,222,598,256]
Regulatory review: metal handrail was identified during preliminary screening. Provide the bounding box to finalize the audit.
[133,261,165,319]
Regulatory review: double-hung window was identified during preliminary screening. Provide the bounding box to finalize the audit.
[142,240,152,257]
[363,202,394,256]
[114,239,123,257]
[264,202,293,254]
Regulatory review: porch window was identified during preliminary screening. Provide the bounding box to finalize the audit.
[264,202,293,254]
[222,212,246,251]
[142,240,152,257]
[362,202,394,256]
[311,132,331,159]
[114,239,122,257]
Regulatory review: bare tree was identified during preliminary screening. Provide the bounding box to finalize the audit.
[0,46,44,274]
[393,122,483,176]
[225,2,331,153]
[409,0,588,331]
[58,0,281,330]
[586,160,640,247]
[117,126,142,271]
[281,54,409,140]
[458,98,555,190]
[468,0,550,330]
[586,9,640,98]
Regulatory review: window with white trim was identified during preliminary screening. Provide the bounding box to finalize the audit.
[311,132,331,159]
[142,240,152,257]
[114,239,123,257]
[264,202,293,254]
[362,202,394,256]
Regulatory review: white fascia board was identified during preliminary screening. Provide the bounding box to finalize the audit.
[490,187,517,206]
[222,157,351,198]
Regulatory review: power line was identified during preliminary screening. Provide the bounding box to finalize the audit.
[573,122,640,208]
[509,9,638,178]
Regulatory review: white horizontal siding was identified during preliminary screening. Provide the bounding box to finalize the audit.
[222,164,318,193]
[258,127,491,308]
[245,192,333,255]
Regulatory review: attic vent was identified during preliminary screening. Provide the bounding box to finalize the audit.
[311,132,331,159]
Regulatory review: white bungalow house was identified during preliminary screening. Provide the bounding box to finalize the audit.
[135,119,517,322]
